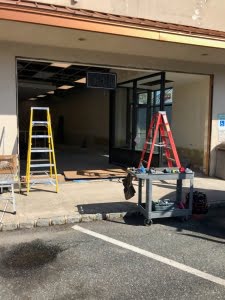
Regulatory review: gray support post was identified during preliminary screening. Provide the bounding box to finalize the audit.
[146,179,152,221]
[176,179,182,203]
[189,179,194,212]
[138,178,142,206]
[11,183,16,214]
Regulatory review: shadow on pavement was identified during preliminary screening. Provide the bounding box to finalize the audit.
[77,202,137,215]
[123,205,225,243]
[77,186,225,244]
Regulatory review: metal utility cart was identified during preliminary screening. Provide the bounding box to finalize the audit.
[130,169,194,225]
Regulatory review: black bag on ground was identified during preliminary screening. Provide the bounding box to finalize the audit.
[122,173,136,200]
[186,191,208,214]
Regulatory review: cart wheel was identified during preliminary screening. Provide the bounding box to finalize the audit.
[144,219,153,226]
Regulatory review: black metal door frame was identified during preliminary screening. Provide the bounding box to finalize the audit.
[110,71,166,166]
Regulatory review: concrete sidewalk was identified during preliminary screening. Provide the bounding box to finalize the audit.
[0,174,225,230]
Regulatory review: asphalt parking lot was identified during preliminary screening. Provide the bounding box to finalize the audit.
[1,209,225,300]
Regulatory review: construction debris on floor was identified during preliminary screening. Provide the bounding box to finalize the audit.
[64,168,127,180]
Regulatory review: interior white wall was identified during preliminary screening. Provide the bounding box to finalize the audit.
[0,41,224,175]
[49,88,109,147]
[172,77,210,171]
[210,72,225,176]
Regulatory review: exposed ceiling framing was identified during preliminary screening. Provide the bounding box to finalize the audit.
[17,59,109,100]
[17,60,108,87]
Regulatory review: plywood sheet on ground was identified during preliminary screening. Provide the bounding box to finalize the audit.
[64,168,127,180]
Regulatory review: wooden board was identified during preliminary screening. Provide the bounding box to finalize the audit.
[0,155,17,174]
[64,168,127,180]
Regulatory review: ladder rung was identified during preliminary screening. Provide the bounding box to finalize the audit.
[30,178,56,184]
[31,148,53,153]
[32,121,49,126]
[31,159,50,162]
[31,107,49,110]
[30,170,49,174]
[153,143,165,147]
[167,158,176,162]
[31,135,50,138]
[146,142,165,148]
[30,164,55,168]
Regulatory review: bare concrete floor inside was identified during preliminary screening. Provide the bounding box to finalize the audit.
[20,146,114,177]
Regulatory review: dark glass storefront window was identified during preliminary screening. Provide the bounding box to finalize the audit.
[113,73,173,152]
[114,88,173,151]
[134,88,173,151]
[111,72,173,167]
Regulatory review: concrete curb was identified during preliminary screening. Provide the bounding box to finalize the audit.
[0,211,131,232]
[0,203,222,232]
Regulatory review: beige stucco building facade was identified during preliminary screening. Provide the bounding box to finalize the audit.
[28,0,225,32]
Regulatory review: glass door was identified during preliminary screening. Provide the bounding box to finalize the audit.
[111,72,172,167]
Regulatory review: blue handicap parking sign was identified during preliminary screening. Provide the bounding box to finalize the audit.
[220,120,225,127]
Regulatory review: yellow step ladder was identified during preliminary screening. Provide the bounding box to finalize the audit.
[26,107,58,193]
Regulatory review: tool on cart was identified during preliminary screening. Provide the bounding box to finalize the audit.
[26,107,58,194]
[139,111,181,169]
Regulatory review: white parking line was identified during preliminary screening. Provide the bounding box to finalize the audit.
[72,225,225,287]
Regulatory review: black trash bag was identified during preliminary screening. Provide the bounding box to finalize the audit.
[122,173,136,200]
[186,191,208,214]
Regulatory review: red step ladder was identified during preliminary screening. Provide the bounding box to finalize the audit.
[138,111,181,169]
